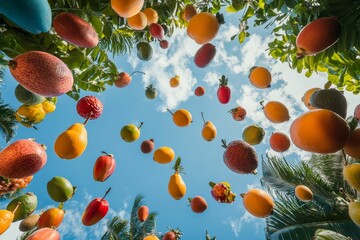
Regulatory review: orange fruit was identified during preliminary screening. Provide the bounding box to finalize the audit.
[290,109,350,153]
[127,12,147,30]
[187,12,219,44]
[172,109,192,127]
[248,66,271,89]
[169,75,180,88]
[242,189,274,218]
[294,185,313,202]
[269,132,291,152]
[153,146,175,164]
[143,8,158,25]
[344,128,360,159]
[301,87,321,110]
[143,234,159,240]
[262,101,290,123]
[111,0,144,19]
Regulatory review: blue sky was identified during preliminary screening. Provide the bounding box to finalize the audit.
[1,8,359,240]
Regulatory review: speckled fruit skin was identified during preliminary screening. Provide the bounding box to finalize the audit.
[76,96,103,120]
[9,51,73,97]
[194,43,216,68]
[141,139,154,154]
[223,140,258,174]
[53,12,99,48]
[0,139,47,179]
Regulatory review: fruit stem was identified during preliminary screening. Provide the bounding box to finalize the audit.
[201,112,206,124]
[101,151,113,157]
[259,100,265,109]
[58,202,64,210]
[209,181,216,188]
[341,149,348,166]
[12,202,22,214]
[251,170,258,175]
[239,193,245,198]
[167,108,173,115]
[130,71,146,77]
[101,187,112,201]
[71,186,77,198]
[221,139,227,149]
[8,60,17,69]
[83,115,91,126]
[138,122,144,129]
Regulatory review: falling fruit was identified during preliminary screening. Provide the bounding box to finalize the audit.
[143,8,158,25]
[127,12,147,30]
[169,75,181,88]
[248,66,271,89]
[201,112,217,141]
[115,71,145,88]
[354,104,360,120]
[159,40,169,49]
[187,12,224,44]
[6,192,38,222]
[194,86,205,96]
[349,201,360,226]
[183,4,197,22]
[217,75,231,104]
[344,128,360,159]
[47,176,76,203]
[168,157,187,200]
[301,87,321,110]
[188,196,208,213]
[149,23,164,40]
[269,132,291,153]
[0,202,21,234]
[209,181,236,203]
[143,234,159,240]
[309,88,347,118]
[241,188,274,218]
[194,43,216,68]
[162,228,183,240]
[145,84,158,99]
[19,214,39,232]
[76,95,103,120]
[141,139,155,154]
[261,101,290,123]
[228,106,246,121]
[82,187,111,226]
[37,205,65,229]
[137,205,149,222]
[0,176,33,197]
[294,185,313,202]
[93,151,116,182]
[25,227,60,240]
[137,42,153,61]
[153,146,175,164]
[343,163,360,192]
[242,124,265,145]
[110,0,144,18]
[168,109,192,127]
[15,103,46,128]
[120,122,143,142]
[14,84,45,105]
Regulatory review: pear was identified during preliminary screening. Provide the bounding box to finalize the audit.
[201,112,216,141]
[349,201,360,226]
[121,122,143,142]
[0,202,21,234]
[343,163,360,191]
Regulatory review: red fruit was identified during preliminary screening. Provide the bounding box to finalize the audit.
[269,132,291,152]
[296,17,341,58]
[209,182,236,203]
[221,139,258,174]
[141,139,155,154]
[25,227,60,240]
[228,106,246,121]
[162,228,183,240]
[217,75,231,104]
[194,86,205,96]
[189,196,207,213]
[194,43,216,68]
[115,71,145,88]
[82,188,111,226]
[137,205,149,222]
[183,4,197,22]
[159,40,169,49]
[53,12,99,48]
[93,152,116,182]
[149,23,164,40]
[354,104,360,120]
[76,96,103,120]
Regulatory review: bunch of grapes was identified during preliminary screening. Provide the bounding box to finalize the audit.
[0,176,33,196]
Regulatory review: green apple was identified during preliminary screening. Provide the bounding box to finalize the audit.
[120,122,143,142]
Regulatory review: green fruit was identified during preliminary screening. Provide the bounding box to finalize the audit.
[15,84,45,105]
[120,123,143,142]
[47,176,75,202]
[137,42,153,61]
[6,192,37,222]
[242,124,265,145]
[145,84,157,99]
[314,228,351,240]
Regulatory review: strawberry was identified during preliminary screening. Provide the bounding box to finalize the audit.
[194,43,216,68]
[221,139,258,174]
[228,106,246,121]
[76,95,103,120]
[217,75,231,104]
[209,181,236,203]
[149,23,164,40]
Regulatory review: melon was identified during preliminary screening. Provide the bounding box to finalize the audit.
[0,0,51,34]
[0,139,47,178]
[8,51,73,97]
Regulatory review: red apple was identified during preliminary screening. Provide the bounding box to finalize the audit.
[82,188,111,226]
[114,71,145,88]
[93,151,116,182]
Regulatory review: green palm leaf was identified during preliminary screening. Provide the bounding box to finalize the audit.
[0,101,17,143]
[101,216,129,240]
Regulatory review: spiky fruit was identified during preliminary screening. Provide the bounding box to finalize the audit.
[194,86,205,96]
[194,43,216,68]
[209,181,236,203]
[221,139,258,174]
[294,185,313,202]
[228,106,246,121]
[296,17,341,58]
[141,139,155,154]
[0,176,33,197]
[137,205,149,222]
[163,227,183,240]
[76,95,103,120]
[149,23,164,40]
[189,196,207,213]
[159,40,169,49]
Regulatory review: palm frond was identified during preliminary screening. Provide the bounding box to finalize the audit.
[134,212,158,239]
[101,216,129,240]
[0,101,17,143]
[129,194,145,239]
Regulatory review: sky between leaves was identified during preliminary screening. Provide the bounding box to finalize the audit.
[0,8,359,240]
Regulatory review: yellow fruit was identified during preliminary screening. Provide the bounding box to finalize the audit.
[349,202,360,226]
[0,202,21,234]
[41,100,56,113]
[15,104,46,127]
[343,163,360,192]
[242,124,265,145]
[171,109,192,127]
[262,101,290,123]
[153,147,175,164]
[169,75,180,88]
[143,235,159,240]
[294,185,313,202]
[201,113,216,141]
[168,157,186,200]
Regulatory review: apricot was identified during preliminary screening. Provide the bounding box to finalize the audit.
[169,75,180,88]
[262,101,290,123]
[248,66,271,89]
[269,132,291,152]
[344,128,360,159]
[294,185,313,202]
[187,12,220,44]
[111,0,144,18]
[142,8,158,25]
[290,109,350,153]
[127,12,147,30]
[242,189,274,218]
[301,87,321,110]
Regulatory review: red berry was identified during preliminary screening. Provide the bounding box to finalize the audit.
[149,23,164,40]
[217,75,231,104]
[76,96,103,120]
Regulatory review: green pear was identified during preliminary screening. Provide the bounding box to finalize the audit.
[120,122,143,142]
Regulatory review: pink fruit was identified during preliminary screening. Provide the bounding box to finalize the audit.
[93,152,116,182]
[149,23,164,40]
[221,139,258,174]
[76,96,103,120]
[194,86,205,96]
[194,43,216,68]
[159,40,169,49]
[141,139,155,154]
[209,182,236,203]
[354,104,360,120]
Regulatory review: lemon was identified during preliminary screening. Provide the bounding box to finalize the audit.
[242,124,265,145]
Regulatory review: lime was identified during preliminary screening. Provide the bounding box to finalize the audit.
[47,176,75,202]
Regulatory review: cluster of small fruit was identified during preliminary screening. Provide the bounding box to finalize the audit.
[0,176,33,196]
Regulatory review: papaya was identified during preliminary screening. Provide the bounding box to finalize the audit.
[53,13,99,48]
[0,0,51,34]
[8,51,74,97]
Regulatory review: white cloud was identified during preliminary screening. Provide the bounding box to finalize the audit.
[225,211,265,237]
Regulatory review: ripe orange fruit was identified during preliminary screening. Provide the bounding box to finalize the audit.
[294,185,313,202]
[189,196,207,213]
[169,75,180,88]
[290,109,350,153]
[269,132,291,152]
[127,12,147,30]
[111,0,144,19]
[187,12,220,44]
[143,234,159,240]
[344,128,360,159]
[248,66,271,89]
[262,101,290,123]
[170,109,192,127]
[301,87,321,110]
[242,189,274,218]
[153,146,175,164]
[142,8,158,25]
[137,205,149,222]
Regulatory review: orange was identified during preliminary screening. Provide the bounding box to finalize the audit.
[143,235,159,240]
[290,109,350,153]
[294,185,313,202]
[242,189,274,218]
[344,128,360,159]
[143,8,158,25]
[37,207,65,228]
[127,12,147,30]
[187,12,219,44]
[153,146,175,164]
[111,0,144,19]
[301,87,320,110]
[172,109,192,127]
[263,101,290,123]
[248,66,271,88]
[169,75,180,87]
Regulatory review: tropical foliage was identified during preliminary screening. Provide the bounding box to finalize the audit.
[261,154,360,240]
